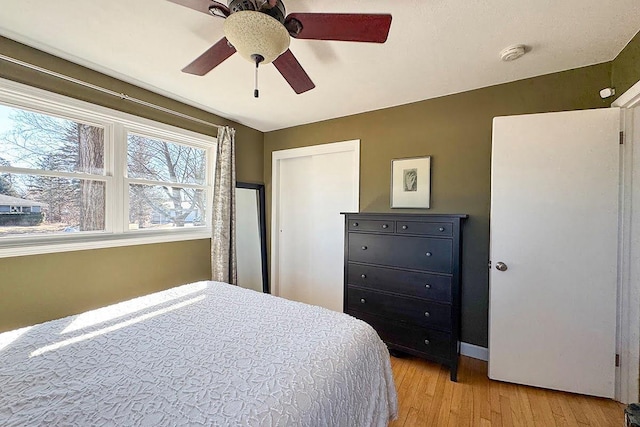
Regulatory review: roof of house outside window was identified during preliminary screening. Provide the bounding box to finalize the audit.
[0,194,47,207]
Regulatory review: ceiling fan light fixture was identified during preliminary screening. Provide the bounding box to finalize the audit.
[223,11,290,64]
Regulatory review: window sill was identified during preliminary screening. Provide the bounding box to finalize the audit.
[0,229,211,259]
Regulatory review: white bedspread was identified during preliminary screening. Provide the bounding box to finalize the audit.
[0,281,397,426]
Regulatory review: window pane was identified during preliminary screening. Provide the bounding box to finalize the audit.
[0,173,105,237]
[0,104,104,174]
[127,134,206,185]
[129,184,206,230]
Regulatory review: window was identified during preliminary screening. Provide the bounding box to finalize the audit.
[0,104,107,237]
[0,79,216,257]
[126,133,208,230]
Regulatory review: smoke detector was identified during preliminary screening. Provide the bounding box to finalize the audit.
[500,44,527,62]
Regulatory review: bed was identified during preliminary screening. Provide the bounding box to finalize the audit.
[0,281,397,426]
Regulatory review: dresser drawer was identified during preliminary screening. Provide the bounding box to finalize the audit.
[348,310,451,361]
[348,233,453,273]
[347,263,452,302]
[348,219,394,233]
[396,220,453,237]
[347,287,451,331]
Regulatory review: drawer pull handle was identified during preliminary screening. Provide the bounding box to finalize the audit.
[439,227,445,232]
[402,225,408,230]
[361,246,368,250]
[353,222,358,227]
[361,274,367,279]
[424,339,430,345]
[424,311,430,317]
[360,298,366,304]
[425,284,431,289]
[382,224,388,229]
[426,252,432,257]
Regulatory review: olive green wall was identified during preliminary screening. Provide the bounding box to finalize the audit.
[0,241,211,332]
[264,63,612,347]
[612,30,640,100]
[0,37,263,332]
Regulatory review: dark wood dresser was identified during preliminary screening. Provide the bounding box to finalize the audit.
[342,213,467,381]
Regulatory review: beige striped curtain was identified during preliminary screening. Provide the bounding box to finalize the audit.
[211,126,237,284]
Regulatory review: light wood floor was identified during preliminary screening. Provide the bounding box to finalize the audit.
[388,355,624,427]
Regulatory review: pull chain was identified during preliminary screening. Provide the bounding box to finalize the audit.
[254,61,259,98]
[251,54,264,98]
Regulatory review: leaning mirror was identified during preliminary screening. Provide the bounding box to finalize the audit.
[235,182,269,293]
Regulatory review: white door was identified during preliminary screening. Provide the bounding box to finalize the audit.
[489,108,620,398]
[273,141,359,312]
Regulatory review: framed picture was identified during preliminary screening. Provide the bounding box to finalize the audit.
[391,156,431,208]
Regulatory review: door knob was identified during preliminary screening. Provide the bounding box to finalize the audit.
[495,262,508,272]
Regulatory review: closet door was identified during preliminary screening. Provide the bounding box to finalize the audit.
[273,141,359,312]
[489,108,620,398]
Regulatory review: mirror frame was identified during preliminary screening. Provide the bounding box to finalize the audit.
[236,182,269,293]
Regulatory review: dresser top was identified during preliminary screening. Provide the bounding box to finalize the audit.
[341,212,468,219]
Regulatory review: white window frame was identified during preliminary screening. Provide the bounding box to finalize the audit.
[0,78,216,258]
[122,127,213,234]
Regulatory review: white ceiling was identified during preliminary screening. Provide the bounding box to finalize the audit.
[1,0,639,132]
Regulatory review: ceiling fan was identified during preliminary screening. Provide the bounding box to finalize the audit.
[168,0,392,97]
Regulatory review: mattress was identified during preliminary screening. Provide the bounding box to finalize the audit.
[0,281,397,426]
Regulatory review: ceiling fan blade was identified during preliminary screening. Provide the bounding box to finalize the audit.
[167,0,230,17]
[182,38,236,76]
[272,49,315,94]
[285,13,392,43]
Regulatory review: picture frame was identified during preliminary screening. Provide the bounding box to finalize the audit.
[391,156,431,208]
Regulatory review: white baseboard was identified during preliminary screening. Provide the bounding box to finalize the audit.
[461,342,488,361]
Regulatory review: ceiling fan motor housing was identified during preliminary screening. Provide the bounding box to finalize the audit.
[228,0,286,24]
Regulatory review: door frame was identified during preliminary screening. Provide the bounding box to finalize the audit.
[613,81,640,404]
[270,140,360,297]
